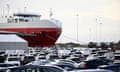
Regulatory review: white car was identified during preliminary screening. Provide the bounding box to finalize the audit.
[26,59,51,65]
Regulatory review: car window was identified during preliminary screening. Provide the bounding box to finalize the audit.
[63,66,73,71]
[42,67,63,72]
[8,58,19,61]
[0,64,7,67]
[11,67,41,72]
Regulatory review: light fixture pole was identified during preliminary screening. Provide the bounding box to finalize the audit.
[99,22,102,41]
[76,13,79,42]
[6,4,10,16]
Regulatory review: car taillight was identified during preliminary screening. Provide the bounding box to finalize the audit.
[84,64,88,69]
[79,62,87,69]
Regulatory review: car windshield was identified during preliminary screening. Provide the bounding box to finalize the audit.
[0,64,17,67]
[8,58,19,61]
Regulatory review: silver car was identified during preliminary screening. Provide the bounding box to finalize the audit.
[70,69,113,72]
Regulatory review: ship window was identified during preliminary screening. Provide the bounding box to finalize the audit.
[19,18,24,22]
[15,19,18,23]
[5,16,7,18]
[32,32,35,34]
[25,19,28,22]
[9,16,12,18]
[7,19,11,23]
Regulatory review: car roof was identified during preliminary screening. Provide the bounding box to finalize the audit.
[99,64,120,68]
[72,69,113,72]
[10,65,65,71]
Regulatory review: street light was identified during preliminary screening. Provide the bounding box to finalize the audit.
[99,22,102,41]
[96,18,103,42]
[76,13,79,42]
[6,4,10,16]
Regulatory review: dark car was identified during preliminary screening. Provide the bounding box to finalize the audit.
[98,64,120,72]
[22,56,35,65]
[79,59,113,69]
[114,52,120,60]
[0,63,18,68]
[0,63,18,72]
[54,63,77,71]
[8,65,66,72]
[67,57,83,63]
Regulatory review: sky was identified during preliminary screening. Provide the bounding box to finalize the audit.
[0,0,120,44]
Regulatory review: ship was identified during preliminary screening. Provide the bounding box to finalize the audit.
[0,13,62,47]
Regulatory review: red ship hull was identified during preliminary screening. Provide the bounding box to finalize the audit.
[0,28,61,47]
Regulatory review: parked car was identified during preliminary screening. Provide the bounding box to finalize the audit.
[67,56,83,63]
[98,64,120,72]
[5,57,20,66]
[70,69,113,72]
[8,65,67,72]
[0,63,18,68]
[79,59,113,69]
[114,51,120,60]
[22,55,35,65]
[0,63,18,72]
[26,59,51,65]
[52,62,77,71]
[35,55,46,60]
[53,59,79,68]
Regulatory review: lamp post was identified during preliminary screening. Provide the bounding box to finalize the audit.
[6,4,10,16]
[99,22,102,41]
[96,18,103,42]
[76,13,79,42]
[24,6,27,12]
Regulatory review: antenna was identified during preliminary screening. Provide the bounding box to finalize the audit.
[49,8,53,19]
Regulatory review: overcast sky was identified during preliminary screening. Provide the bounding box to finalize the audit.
[0,0,120,43]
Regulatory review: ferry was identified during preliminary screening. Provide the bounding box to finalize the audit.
[0,13,62,47]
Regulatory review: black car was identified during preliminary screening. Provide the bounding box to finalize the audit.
[79,59,113,69]
[0,63,18,72]
[22,56,35,65]
[54,63,77,71]
[9,65,66,72]
[98,64,120,72]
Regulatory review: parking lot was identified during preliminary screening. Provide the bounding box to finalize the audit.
[0,47,120,72]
